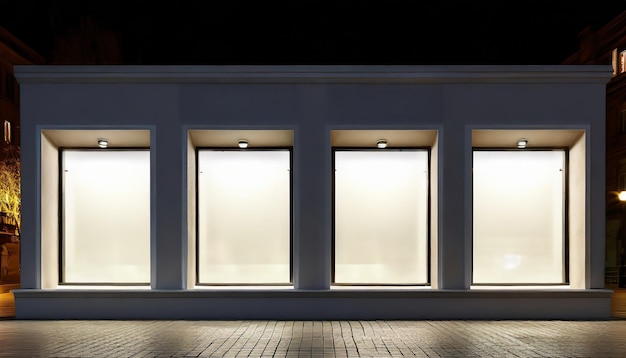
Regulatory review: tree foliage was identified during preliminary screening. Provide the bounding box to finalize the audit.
[0,146,20,234]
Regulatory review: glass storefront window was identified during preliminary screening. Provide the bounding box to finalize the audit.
[197,150,291,284]
[333,150,429,285]
[62,150,151,284]
[472,150,566,284]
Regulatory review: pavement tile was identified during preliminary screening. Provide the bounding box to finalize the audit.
[0,320,625,357]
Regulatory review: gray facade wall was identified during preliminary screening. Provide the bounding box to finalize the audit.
[14,66,612,319]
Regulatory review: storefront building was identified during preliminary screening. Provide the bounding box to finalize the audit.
[13,65,612,319]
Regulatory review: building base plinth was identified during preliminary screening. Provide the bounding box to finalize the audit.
[13,289,612,320]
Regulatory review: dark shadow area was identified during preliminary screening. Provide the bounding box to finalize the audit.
[0,0,624,65]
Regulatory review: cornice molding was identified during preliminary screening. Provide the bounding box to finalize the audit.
[14,65,612,85]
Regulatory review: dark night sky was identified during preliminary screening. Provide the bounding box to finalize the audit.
[0,0,625,65]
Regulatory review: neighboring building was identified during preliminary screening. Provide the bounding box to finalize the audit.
[0,27,44,286]
[563,11,626,294]
[13,65,612,319]
[0,26,45,156]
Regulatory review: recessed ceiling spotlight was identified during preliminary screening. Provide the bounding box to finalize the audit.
[517,138,528,149]
[238,139,249,149]
[376,139,388,149]
[97,138,108,148]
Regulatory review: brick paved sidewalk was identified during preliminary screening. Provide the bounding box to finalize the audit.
[0,320,625,357]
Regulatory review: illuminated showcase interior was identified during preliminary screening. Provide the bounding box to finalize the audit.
[186,129,295,288]
[472,150,566,284]
[471,129,587,288]
[45,128,584,288]
[196,150,291,284]
[329,129,438,287]
[334,150,429,284]
[39,129,152,288]
[62,150,151,284]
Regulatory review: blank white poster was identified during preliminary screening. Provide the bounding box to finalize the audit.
[334,151,429,284]
[197,150,291,284]
[473,150,566,284]
[62,150,151,283]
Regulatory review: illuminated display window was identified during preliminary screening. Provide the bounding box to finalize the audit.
[196,149,292,285]
[61,150,151,284]
[333,149,430,285]
[472,150,566,284]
